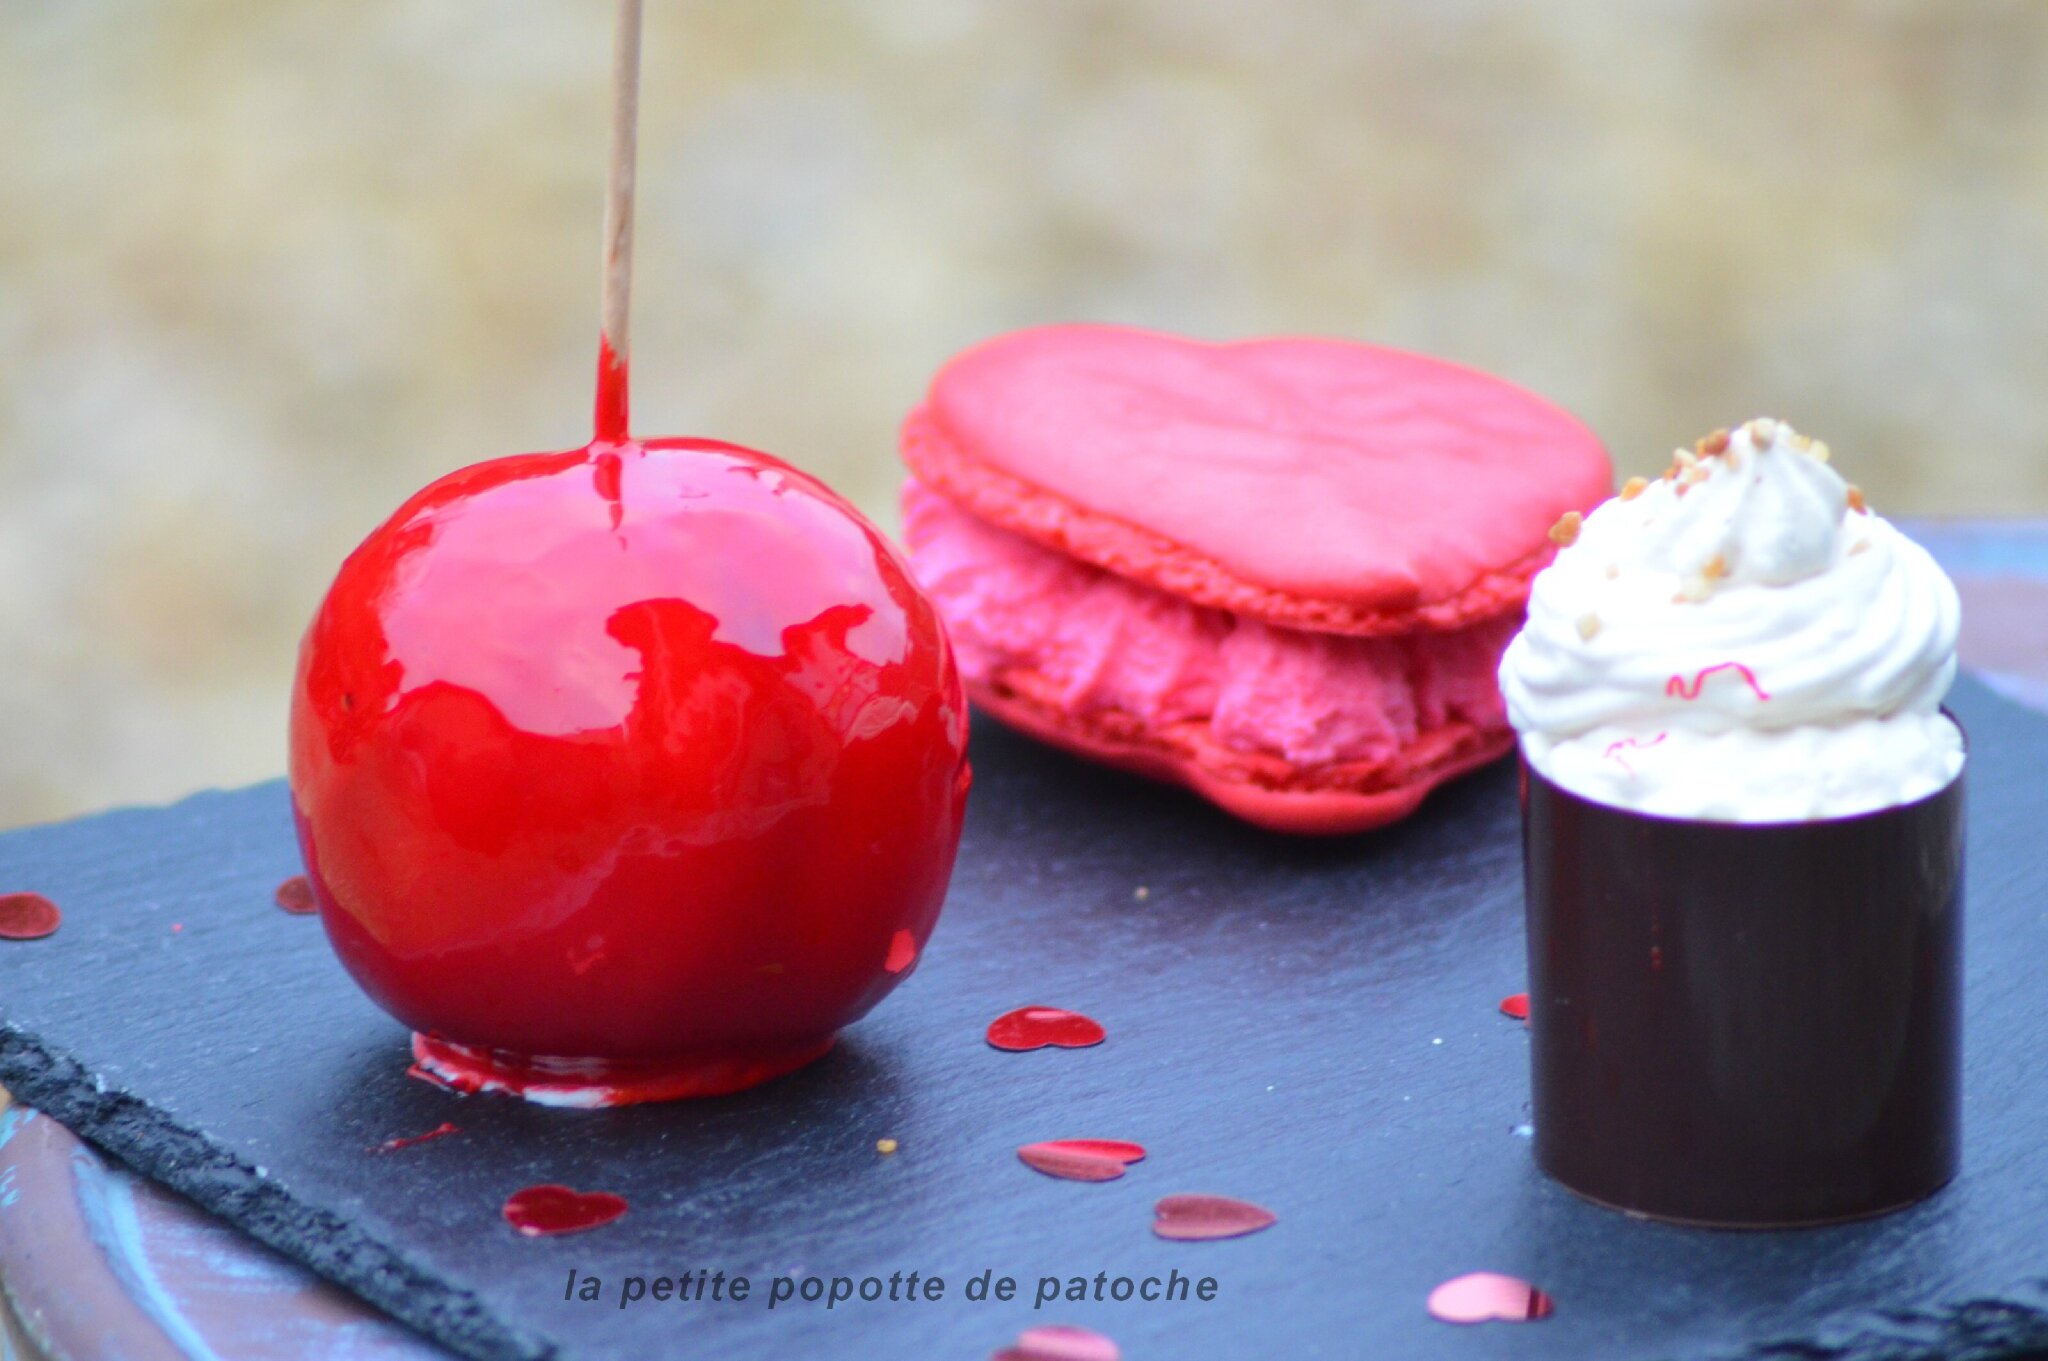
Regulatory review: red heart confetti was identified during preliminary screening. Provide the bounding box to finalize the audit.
[884,928,918,974]
[275,876,318,915]
[1151,1193,1276,1241]
[0,893,62,941]
[992,1323,1121,1361]
[1427,1271,1554,1324]
[503,1184,628,1237]
[986,1006,1106,1052]
[1017,1139,1148,1182]
[372,1122,462,1154]
[1499,992,1529,1022]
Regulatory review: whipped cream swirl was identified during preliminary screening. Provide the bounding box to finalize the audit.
[1499,418,1962,821]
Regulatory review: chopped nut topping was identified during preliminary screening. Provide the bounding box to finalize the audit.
[1576,613,1601,641]
[1808,439,1831,464]
[1745,417,1779,447]
[1849,539,1870,555]
[1548,511,1582,547]
[1665,445,1706,485]
[1620,476,1649,501]
[1847,485,1868,514]
[1701,553,1727,581]
[1695,428,1731,457]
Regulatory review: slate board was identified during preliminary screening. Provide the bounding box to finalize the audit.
[4,679,2048,1361]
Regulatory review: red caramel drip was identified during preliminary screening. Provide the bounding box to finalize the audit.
[1498,993,1530,1022]
[1601,731,1669,773]
[1665,662,1770,703]
[274,875,318,915]
[985,1007,1106,1052]
[372,1122,462,1154]
[408,1032,832,1108]
[594,333,630,443]
[503,1183,628,1237]
[994,1324,1123,1361]
[0,893,61,940]
[1427,1271,1555,1324]
[1151,1193,1277,1241]
[590,447,625,532]
[405,1060,480,1095]
[1016,1139,1148,1183]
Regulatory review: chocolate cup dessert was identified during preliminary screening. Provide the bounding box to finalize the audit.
[1522,733,1964,1228]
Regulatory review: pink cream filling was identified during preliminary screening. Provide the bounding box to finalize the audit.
[901,481,1517,770]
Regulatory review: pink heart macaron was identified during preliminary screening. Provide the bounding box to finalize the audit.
[900,324,1610,834]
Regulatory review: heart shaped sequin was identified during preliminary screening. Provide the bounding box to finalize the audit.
[275,875,318,915]
[1427,1271,1554,1324]
[992,1323,1121,1361]
[986,1006,1105,1052]
[0,893,61,940]
[1017,1139,1147,1182]
[1151,1193,1276,1241]
[503,1184,628,1237]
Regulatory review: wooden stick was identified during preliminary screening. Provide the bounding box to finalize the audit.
[595,0,643,440]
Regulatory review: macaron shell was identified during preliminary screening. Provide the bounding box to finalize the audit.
[904,324,1612,637]
[969,677,1514,835]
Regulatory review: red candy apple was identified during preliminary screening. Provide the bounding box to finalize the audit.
[289,436,971,1103]
[288,5,968,1104]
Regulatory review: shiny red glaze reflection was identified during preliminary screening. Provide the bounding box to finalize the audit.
[289,437,971,1099]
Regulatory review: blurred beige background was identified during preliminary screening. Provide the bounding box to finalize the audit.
[2,1,2046,828]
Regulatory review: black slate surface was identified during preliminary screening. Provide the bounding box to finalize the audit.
[4,679,2048,1361]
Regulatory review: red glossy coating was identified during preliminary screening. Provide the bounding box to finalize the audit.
[289,435,971,1099]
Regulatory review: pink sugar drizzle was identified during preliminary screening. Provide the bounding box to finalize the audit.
[1602,732,1668,773]
[1666,661,1770,703]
